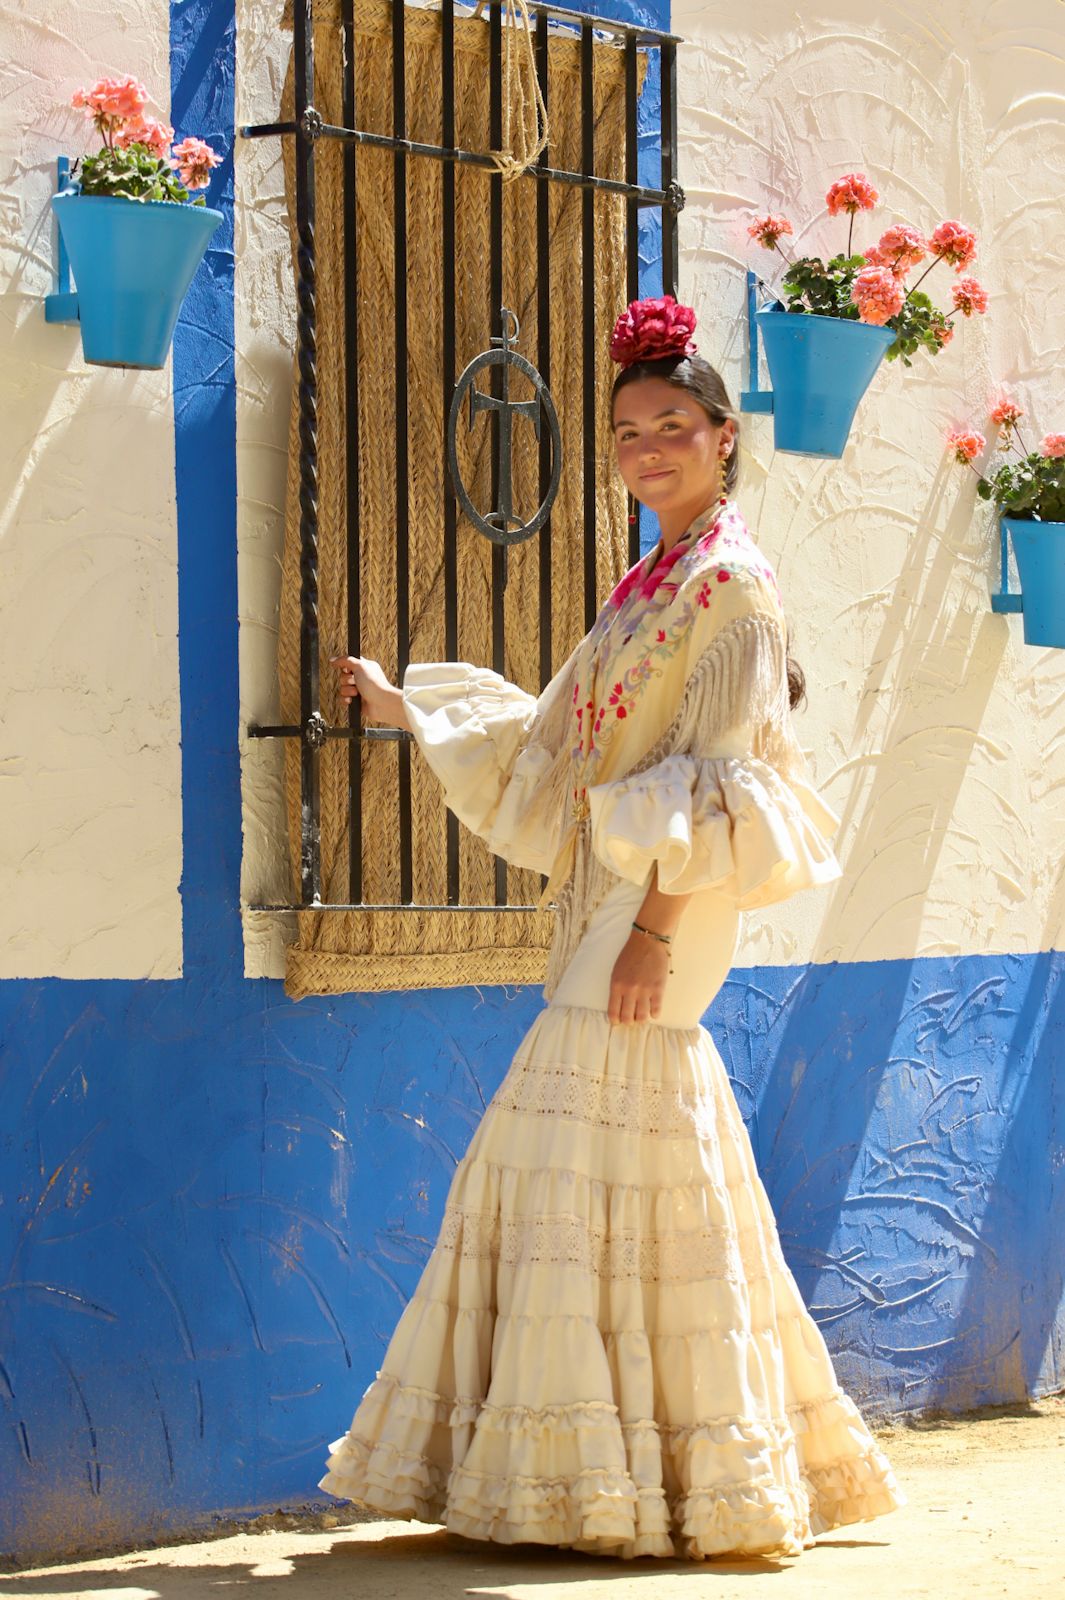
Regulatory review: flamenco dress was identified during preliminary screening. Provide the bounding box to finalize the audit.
[318,502,906,1558]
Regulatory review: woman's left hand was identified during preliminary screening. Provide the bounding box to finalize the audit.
[608,931,670,1025]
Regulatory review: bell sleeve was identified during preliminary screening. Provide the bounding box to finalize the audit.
[401,649,576,876]
[585,573,842,908]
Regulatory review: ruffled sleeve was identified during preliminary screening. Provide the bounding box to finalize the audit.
[587,752,841,907]
[401,658,572,875]
[584,570,843,908]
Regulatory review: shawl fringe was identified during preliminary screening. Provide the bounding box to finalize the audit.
[543,614,804,998]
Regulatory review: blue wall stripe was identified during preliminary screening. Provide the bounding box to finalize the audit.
[1,0,1063,1568]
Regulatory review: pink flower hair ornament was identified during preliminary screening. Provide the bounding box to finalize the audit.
[609,295,698,369]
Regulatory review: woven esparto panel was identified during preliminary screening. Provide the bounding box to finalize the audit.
[278,0,638,997]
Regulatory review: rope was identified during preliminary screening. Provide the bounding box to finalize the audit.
[474,0,550,179]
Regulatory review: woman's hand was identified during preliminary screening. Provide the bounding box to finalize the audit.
[329,654,409,729]
[607,930,671,1025]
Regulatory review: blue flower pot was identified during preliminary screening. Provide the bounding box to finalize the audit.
[754,309,895,458]
[51,192,223,369]
[1002,517,1065,648]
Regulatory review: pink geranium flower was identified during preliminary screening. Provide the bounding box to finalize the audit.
[1039,434,1065,458]
[826,172,878,215]
[951,276,988,317]
[850,265,904,324]
[989,388,1023,428]
[116,112,174,159]
[171,135,223,191]
[864,223,926,277]
[71,74,148,146]
[747,213,793,250]
[928,220,978,271]
[947,428,986,464]
[931,322,954,348]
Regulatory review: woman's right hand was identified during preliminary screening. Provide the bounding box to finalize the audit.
[329,654,408,728]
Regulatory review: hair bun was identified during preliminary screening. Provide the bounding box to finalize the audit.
[609,294,698,368]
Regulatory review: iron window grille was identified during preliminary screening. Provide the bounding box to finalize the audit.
[242,0,683,912]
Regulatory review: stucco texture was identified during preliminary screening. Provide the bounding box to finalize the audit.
[674,0,1065,970]
[0,3,183,979]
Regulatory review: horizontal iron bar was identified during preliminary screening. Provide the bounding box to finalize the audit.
[239,120,678,207]
[247,901,552,913]
[455,0,681,42]
[248,723,412,741]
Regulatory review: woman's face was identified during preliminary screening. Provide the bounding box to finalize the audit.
[611,376,735,521]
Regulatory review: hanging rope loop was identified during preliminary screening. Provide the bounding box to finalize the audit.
[473,0,550,180]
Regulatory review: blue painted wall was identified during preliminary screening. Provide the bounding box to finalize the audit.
[2,0,1063,1568]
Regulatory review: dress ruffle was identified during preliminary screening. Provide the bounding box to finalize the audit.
[320,1002,905,1560]
[321,1374,903,1560]
[402,661,564,875]
[587,753,842,906]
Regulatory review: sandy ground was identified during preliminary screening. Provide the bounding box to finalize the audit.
[2,1397,1063,1600]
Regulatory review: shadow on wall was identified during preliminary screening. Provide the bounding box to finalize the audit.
[814,459,1008,967]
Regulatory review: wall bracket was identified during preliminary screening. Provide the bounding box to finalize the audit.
[990,520,1024,614]
[44,157,80,325]
[739,269,773,414]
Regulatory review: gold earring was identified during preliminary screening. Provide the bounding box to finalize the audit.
[718,453,728,506]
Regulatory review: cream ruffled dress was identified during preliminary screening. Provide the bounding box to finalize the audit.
[319,503,906,1559]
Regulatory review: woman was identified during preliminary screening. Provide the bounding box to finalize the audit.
[321,296,905,1560]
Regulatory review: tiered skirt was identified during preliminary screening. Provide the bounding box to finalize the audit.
[320,893,904,1560]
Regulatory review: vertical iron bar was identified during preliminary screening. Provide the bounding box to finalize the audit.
[294,0,321,905]
[660,37,678,299]
[393,0,413,904]
[580,21,596,633]
[342,0,362,906]
[624,31,640,566]
[489,0,507,905]
[535,8,553,689]
[442,0,460,904]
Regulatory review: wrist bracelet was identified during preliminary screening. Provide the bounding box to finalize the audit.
[631,919,672,946]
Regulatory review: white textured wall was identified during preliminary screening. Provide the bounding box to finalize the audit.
[676,0,1065,967]
[0,5,183,978]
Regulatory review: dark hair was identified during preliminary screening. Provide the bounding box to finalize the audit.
[611,352,807,712]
